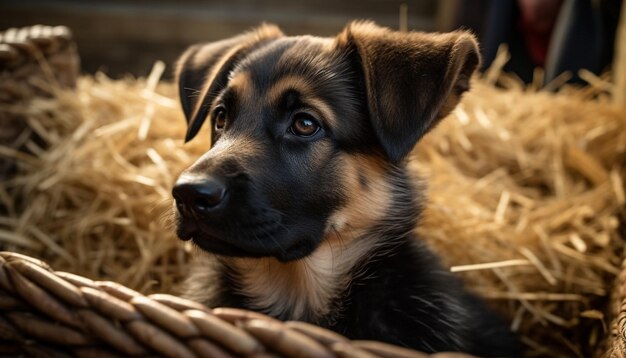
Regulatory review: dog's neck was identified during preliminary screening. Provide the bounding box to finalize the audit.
[219,165,418,322]
[223,228,384,322]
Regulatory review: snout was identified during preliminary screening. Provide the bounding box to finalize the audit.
[172,174,228,219]
[170,159,309,261]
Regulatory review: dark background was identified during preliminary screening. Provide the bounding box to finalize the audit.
[0,0,621,82]
[0,0,442,77]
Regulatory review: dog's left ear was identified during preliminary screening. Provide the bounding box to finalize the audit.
[176,24,283,142]
[336,22,480,163]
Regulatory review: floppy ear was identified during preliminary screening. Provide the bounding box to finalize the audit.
[175,24,283,142]
[336,21,480,163]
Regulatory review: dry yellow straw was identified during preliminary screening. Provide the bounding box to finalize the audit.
[0,54,625,356]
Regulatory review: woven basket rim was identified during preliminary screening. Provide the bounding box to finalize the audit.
[0,250,482,357]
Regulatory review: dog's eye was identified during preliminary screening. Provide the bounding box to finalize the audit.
[213,106,226,130]
[290,114,320,137]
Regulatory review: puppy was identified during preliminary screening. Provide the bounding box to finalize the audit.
[172,21,518,356]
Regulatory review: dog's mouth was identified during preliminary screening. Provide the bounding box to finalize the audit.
[186,230,263,257]
[171,175,327,262]
[175,212,296,259]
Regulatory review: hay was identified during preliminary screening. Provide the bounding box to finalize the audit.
[0,62,205,294]
[413,69,626,357]
[0,59,625,357]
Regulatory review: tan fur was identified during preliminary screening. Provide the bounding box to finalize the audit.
[219,70,257,115]
[267,75,336,128]
[267,75,311,104]
[182,253,223,305]
[326,154,391,234]
[223,153,392,321]
[226,71,253,96]
[184,135,259,175]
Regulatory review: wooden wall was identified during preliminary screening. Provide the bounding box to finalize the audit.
[0,0,438,77]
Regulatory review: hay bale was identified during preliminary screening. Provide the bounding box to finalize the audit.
[413,72,626,356]
[0,59,624,356]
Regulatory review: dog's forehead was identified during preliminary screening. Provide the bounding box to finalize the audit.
[222,36,368,146]
[233,36,348,95]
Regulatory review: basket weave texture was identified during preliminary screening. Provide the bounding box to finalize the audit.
[605,254,626,358]
[0,25,79,182]
[0,24,79,102]
[0,251,480,358]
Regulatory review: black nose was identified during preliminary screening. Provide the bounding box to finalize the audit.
[172,175,227,217]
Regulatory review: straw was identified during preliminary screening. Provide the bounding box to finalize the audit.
[1,54,625,356]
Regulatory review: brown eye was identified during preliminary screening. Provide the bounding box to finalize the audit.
[214,106,226,130]
[290,114,320,137]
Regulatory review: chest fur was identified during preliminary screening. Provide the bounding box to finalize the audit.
[225,233,380,321]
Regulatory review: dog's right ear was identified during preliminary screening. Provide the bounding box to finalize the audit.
[335,22,480,164]
[175,24,283,142]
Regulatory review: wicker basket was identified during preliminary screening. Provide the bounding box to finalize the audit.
[604,253,626,358]
[0,251,479,358]
[0,24,78,101]
[0,24,79,184]
[1,250,625,357]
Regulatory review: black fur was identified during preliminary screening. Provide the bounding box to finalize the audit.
[173,21,520,357]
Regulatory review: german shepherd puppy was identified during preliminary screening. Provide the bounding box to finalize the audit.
[172,21,518,356]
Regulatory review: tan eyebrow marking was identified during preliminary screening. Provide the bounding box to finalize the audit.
[228,70,252,90]
[210,70,256,115]
[228,71,255,102]
[266,75,336,127]
[267,75,309,103]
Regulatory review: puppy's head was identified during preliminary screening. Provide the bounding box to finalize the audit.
[172,22,479,261]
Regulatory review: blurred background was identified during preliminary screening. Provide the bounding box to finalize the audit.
[0,0,623,82]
